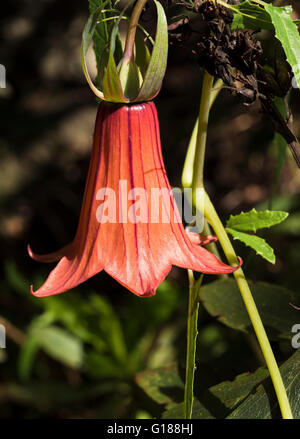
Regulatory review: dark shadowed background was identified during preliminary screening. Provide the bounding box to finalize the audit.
[0,0,300,419]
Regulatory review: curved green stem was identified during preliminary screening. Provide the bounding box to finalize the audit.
[182,77,223,189]
[201,192,293,419]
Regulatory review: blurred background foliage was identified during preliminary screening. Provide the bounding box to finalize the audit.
[0,0,300,418]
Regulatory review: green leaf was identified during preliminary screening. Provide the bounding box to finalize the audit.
[135,363,184,406]
[31,325,84,369]
[227,349,300,419]
[231,1,274,31]
[18,335,40,381]
[136,361,270,419]
[89,0,111,73]
[89,0,123,69]
[2,381,117,407]
[81,2,110,99]
[226,227,275,263]
[265,4,300,89]
[136,0,168,101]
[42,293,128,361]
[91,295,128,364]
[161,350,300,419]
[162,366,269,419]
[230,1,300,33]
[199,279,300,341]
[137,363,270,419]
[226,208,289,232]
[101,48,125,101]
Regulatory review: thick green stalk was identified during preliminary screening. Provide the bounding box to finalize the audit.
[182,77,223,189]
[202,192,293,419]
[187,71,293,419]
[183,74,222,419]
[184,271,203,419]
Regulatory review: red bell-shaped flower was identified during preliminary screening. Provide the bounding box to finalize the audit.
[29,102,239,297]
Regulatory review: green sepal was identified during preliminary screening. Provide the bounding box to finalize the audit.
[101,49,126,102]
[101,1,134,102]
[135,0,168,102]
[82,0,168,103]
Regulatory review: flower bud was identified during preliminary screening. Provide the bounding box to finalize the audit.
[81,0,168,103]
[118,59,143,100]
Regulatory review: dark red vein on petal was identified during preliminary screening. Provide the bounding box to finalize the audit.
[148,102,229,273]
[137,104,156,283]
[128,106,145,292]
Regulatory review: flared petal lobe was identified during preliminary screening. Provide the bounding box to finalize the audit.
[29,102,240,298]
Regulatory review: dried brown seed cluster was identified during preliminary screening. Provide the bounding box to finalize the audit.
[167,0,300,166]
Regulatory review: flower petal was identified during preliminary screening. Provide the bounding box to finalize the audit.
[30,101,241,298]
[27,243,72,263]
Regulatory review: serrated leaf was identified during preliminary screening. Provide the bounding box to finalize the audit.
[265,4,300,89]
[231,1,274,31]
[227,349,300,419]
[230,1,300,33]
[199,279,300,341]
[163,350,300,419]
[162,366,269,419]
[136,362,269,419]
[226,228,275,263]
[136,0,168,101]
[226,208,289,232]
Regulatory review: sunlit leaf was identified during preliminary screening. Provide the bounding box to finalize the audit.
[226,208,289,232]
[226,228,275,263]
[231,1,274,30]
[265,4,300,89]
